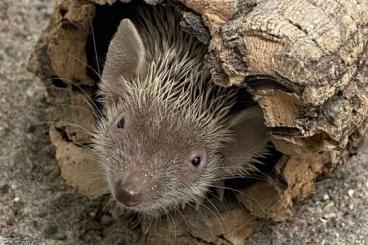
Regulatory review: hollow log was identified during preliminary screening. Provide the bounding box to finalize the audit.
[28,0,368,244]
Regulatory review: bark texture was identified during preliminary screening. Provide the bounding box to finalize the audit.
[28,0,368,244]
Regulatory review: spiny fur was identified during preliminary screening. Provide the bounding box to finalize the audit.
[98,6,238,141]
[92,5,263,217]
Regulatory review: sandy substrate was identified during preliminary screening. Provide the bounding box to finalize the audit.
[0,0,367,244]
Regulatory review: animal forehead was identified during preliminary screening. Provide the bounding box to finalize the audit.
[128,107,201,147]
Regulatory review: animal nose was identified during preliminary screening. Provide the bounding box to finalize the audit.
[114,180,143,207]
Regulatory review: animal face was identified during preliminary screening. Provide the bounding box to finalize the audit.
[93,13,238,215]
[94,100,221,215]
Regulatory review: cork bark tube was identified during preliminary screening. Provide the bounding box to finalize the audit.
[28,0,368,244]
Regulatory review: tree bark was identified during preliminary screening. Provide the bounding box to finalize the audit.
[28,0,368,244]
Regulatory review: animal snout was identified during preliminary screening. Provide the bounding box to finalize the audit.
[114,177,146,207]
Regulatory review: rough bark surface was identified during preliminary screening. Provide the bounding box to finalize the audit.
[27,0,368,244]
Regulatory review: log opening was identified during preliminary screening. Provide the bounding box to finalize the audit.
[85,0,284,198]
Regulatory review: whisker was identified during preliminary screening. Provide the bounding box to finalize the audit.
[202,195,226,233]
[88,14,101,76]
[45,76,103,119]
[208,184,265,210]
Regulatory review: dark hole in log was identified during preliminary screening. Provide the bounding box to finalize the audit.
[70,82,96,94]
[85,0,284,202]
[271,127,302,137]
[59,7,67,17]
[85,1,157,115]
[231,87,256,113]
[50,76,68,88]
[85,0,207,83]
[245,74,295,93]
[85,1,141,83]
[55,127,73,143]
[70,82,103,115]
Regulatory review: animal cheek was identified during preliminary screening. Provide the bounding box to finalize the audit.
[181,168,201,184]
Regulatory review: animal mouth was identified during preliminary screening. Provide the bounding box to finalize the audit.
[113,191,184,216]
[117,201,166,217]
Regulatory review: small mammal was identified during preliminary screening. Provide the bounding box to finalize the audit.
[93,5,268,217]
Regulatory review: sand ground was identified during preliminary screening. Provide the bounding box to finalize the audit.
[0,0,367,244]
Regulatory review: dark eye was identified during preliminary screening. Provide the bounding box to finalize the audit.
[117,117,125,129]
[191,156,201,167]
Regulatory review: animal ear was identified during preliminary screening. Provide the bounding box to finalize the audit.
[101,19,146,101]
[223,105,270,167]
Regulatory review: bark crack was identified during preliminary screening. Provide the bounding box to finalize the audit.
[284,17,325,54]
